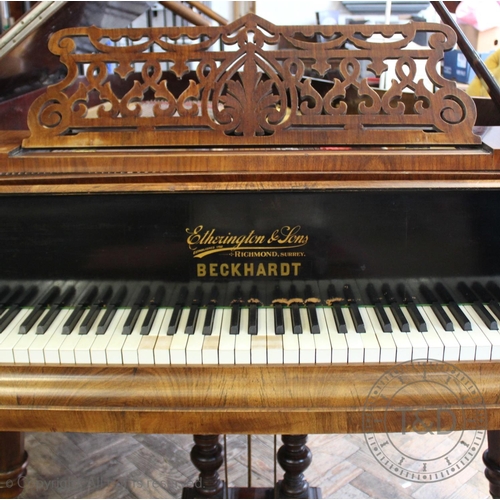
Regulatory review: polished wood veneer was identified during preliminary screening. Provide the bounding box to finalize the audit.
[0,362,495,435]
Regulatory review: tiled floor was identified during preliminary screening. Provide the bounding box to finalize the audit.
[17,431,490,499]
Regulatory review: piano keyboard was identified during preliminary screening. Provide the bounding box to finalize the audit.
[0,280,500,365]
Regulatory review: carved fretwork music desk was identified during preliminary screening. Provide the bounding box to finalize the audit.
[2,13,500,500]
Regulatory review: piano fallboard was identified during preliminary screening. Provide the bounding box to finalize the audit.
[1,189,500,282]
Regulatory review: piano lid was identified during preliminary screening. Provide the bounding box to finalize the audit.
[0,1,152,104]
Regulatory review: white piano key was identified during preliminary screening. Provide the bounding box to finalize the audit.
[364,308,396,363]
[357,308,381,363]
[202,309,222,365]
[234,308,251,365]
[265,307,283,364]
[250,308,267,364]
[44,309,82,364]
[154,336,173,364]
[170,308,191,365]
[59,313,88,364]
[186,309,205,365]
[420,306,459,361]
[441,305,476,361]
[105,309,132,365]
[323,307,348,363]
[122,309,150,364]
[29,309,72,364]
[201,309,222,365]
[137,309,167,365]
[398,307,429,360]
[342,308,364,363]
[412,305,444,361]
[74,310,107,365]
[0,309,31,363]
[313,308,332,363]
[282,308,299,364]
[219,309,235,365]
[460,305,492,361]
[14,310,50,363]
[90,309,126,365]
[298,308,316,364]
[464,305,499,360]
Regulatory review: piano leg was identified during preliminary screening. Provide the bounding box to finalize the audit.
[183,434,224,499]
[0,432,28,499]
[276,435,320,499]
[484,430,500,498]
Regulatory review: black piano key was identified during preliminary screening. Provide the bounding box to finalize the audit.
[96,285,127,334]
[0,285,24,318]
[407,302,427,332]
[247,286,260,335]
[397,284,427,332]
[273,286,286,335]
[0,286,10,306]
[485,301,500,324]
[0,285,38,334]
[230,305,240,335]
[122,285,149,335]
[290,304,302,334]
[167,286,188,335]
[332,304,347,334]
[141,285,166,335]
[486,281,500,302]
[230,287,243,335]
[185,286,203,335]
[458,282,498,330]
[304,285,320,334]
[381,283,409,332]
[203,286,219,335]
[435,283,472,331]
[248,305,258,335]
[79,285,112,334]
[37,286,76,334]
[366,283,392,333]
[327,284,347,334]
[344,284,365,333]
[473,305,498,330]
[63,285,99,335]
[445,300,471,331]
[19,285,60,334]
[420,284,454,331]
[306,303,320,334]
[288,285,302,334]
[474,281,500,322]
[274,305,284,335]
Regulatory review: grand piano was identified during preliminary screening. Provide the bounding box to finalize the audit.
[1,2,500,498]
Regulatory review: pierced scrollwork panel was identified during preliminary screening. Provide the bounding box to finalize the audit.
[23,13,480,148]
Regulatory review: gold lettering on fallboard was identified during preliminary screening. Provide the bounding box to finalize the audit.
[244,263,254,276]
[186,225,308,259]
[196,262,302,278]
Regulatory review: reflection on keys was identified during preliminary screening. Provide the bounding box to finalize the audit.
[0,279,499,366]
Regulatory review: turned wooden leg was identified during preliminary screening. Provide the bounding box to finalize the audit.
[0,432,28,499]
[484,430,500,498]
[189,434,224,499]
[277,435,314,499]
